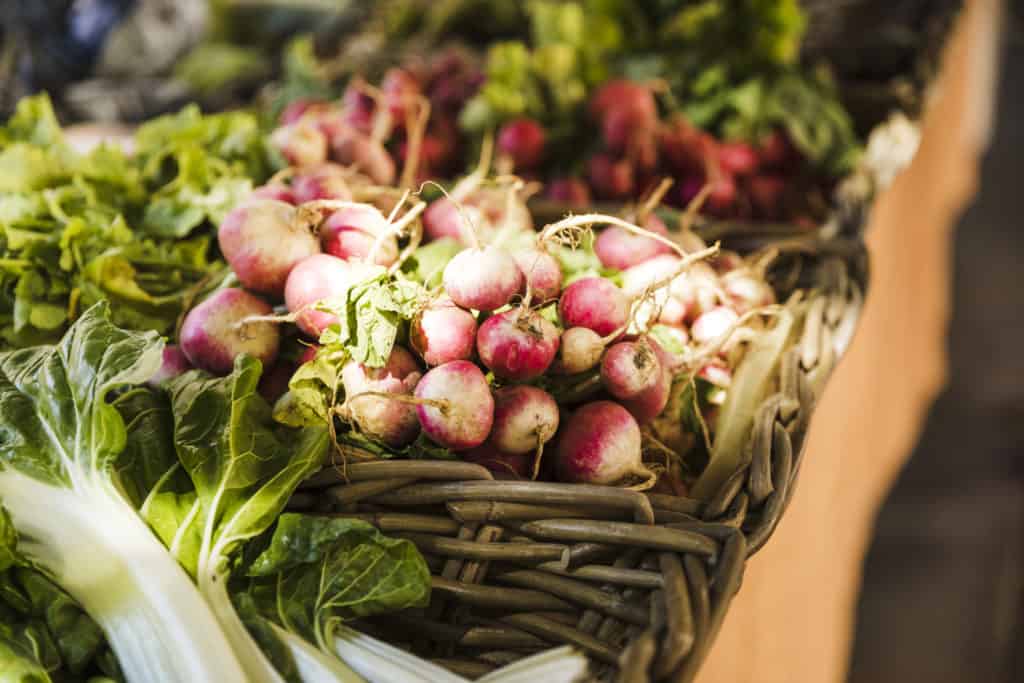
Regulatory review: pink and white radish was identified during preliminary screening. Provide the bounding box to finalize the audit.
[414,360,494,450]
[512,247,563,303]
[600,339,662,400]
[488,385,560,456]
[594,212,673,271]
[555,326,608,375]
[462,444,531,480]
[284,253,381,338]
[556,401,652,486]
[251,183,297,204]
[342,346,422,447]
[331,128,396,186]
[443,245,524,312]
[148,345,192,386]
[410,297,478,366]
[476,308,560,381]
[270,120,328,167]
[620,366,671,425]
[691,306,740,345]
[291,164,353,204]
[558,277,629,337]
[179,288,280,375]
[320,204,398,266]
[218,198,320,297]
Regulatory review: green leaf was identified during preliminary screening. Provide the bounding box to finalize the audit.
[0,94,63,149]
[244,514,431,649]
[402,237,462,287]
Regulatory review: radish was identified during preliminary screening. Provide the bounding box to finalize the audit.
[423,189,532,245]
[587,153,634,200]
[258,362,295,403]
[558,277,629,337]
[512,248,562,303]
[545,177,591,208]
[443,246,523,312]
[659,296,689,326]
[620,367,671,425]
[284,254,380,338]
[600,339,661,400]
[381,68,421,125]
[423,198,479,243]
[758,129,799,170]
[489,385,559,455]
[148,345,192,386]
[218,198,320,298]
[462,444,531,480]
[648,326,689,374]
[723,271,775,313]
[590,80,656,126]
[298,344,320,365]
[320,205,398,266]
[691,306,740,345]
[497,118,546,170]
[179,288,280,375]
[331,129,396,186]
[748,175,786,220]
[270,120,327,167]
[342,346,422,447]
[595,213,673,271]
[414,360,494,450]
[251,183,296,204]
[340,84,376,134]
[476,308,560,381]
[410,297,478,366]
[555,326,607,375]
[292,164,353,204]
[705,172,738,216]
[698,360,732,387]
[279,98,329,125]
[556,401,650,485]
[717,142,759,176]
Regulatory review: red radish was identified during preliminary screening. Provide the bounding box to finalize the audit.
[410,298,477,366]
[546,177,591,207]
[180,288,280,375]
[299,344,320,365]
[148,345,192,386]
[621,367,671,424]
[747,175,786,219]
[476,309,560,381]
[512,248,562,302]
[559,277,629,337]
[258,362,294,403]
[556,401,647,485]
[320,205,398,266]
[758,129,799,170]
[698,360,732,387]
[443,246,524,312]
[717,142,759,176]
[660,120,715,175]
[691,306,740,345]
[497,118,546,170]
[674,176,705,207]
[381,68,421,125]
[723,272,775,313]
[279,98,329,125]
[590,80,656,125]
[462,444,530,479]
[292,164,353,204]
[594,213,673,271]
[489,385,559,455]
[270,120,328,167]
[414,360,494,450]
[252,183,297,204]
[218,198,320,298]
[706,172,738,216]
[284,254,379,338]
[331,130,397,186]
[587,154,634,200]
[556,326,606,375]
[600,339,662,400]
[342,346,422,447]
[602,105,658,161]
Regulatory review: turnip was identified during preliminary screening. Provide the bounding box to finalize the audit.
[148,345,192,386]
[341,346,422,447]
[270,120,328,167]
[251,183,297,204]
[410,297,478,366]
[556,401,652,486]
[594,212,673,270]
[558,277,629,337]
[443,245,523,312]
[180,288,280,375]
[600,339,662,400]
[497,118,546,170]
[218,198,320,297]
[291,164,353,204]
[414,360,494,450]
[476,308,560,381]
[512,248,562,303]
[691,306,740,345]
[488,385,559,456]
[545,177,591,208]
[284,254,381,338]
[320,205,398,266]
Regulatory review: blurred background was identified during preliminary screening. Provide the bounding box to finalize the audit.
[1,1,1021,681]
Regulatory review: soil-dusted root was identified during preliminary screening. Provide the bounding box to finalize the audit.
[443,245,524,312]
[600,338,662,400]
[556,401,655,487]
[558,277,630,337]
[410,297,478,366]
[476,308,560,381]
[284,253,382,338]
[180,288,280,375]
[270,119,328,167]
[218,198,320,298]
[512,247,563,303]
[341,346,423,447]
[148,345,192,386]
[537,212,690,262]
[414,360,494,451]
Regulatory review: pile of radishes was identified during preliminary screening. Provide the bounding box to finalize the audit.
[163,124,781,492]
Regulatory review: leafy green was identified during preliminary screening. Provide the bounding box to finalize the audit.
[242,514,430,652]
